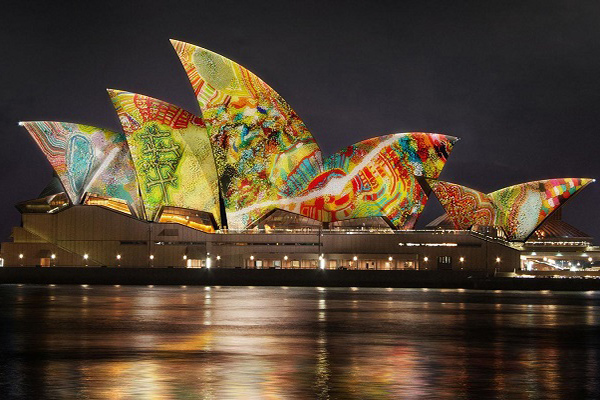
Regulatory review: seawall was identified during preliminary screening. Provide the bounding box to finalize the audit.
[1,267,600,291]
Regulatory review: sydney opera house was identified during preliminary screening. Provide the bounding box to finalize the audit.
[0,39,597,273]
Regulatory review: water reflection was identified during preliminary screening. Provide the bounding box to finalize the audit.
[1,286,600,398]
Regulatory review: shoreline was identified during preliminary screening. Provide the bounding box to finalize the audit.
[1,267,600,291]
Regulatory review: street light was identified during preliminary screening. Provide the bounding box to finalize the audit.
[423,257,428,262]
[459,257,465,263]
[496,257,501,263]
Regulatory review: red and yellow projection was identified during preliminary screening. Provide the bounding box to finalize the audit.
[429,178,594,240]
[171,39,323,228]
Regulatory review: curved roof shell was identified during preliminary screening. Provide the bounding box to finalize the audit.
[108,89,221,222]
[428,178,594,241]
[21,121,144,218]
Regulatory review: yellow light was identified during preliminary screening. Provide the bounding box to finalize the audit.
[183,255,187,260]
[83,254,89,260]
[284,255,288,260]
[423,257,429,262]
[250,255,254,260]
[116,254,121,260]
[18,253,23,259]
[51,254,56,259]
[496,257,501,263]
[149,254,154,260]
[216,255,221,260]
[353,256,358,261]
[590,257,594,262]
[388,256,393,261]
[459,257,464,262]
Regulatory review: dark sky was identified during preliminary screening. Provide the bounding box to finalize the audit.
[1,0,598,242]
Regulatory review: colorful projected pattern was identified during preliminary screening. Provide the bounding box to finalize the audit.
[171,39,322,228]
[429,178,593,240]
[21,121,144,217]
[229,133,457,229]
[109,90,221,222]
[427,180,496,228]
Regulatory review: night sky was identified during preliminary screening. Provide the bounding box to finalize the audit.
[1,1,598,242]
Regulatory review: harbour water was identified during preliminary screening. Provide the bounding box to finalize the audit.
[1,285,599,399]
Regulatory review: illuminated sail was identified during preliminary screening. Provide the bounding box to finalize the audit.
[429,178,594,240]
[171,39,322,228]
[21,121,144,217]
[108,89,221,223]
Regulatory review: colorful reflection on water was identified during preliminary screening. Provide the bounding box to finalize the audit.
[1,285,600,398]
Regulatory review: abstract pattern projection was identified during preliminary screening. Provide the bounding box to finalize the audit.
[21,121,144,217]
[109,90,221,224]
[171,39,323,228]
[235,132,457,229]
[429,178,594,240]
